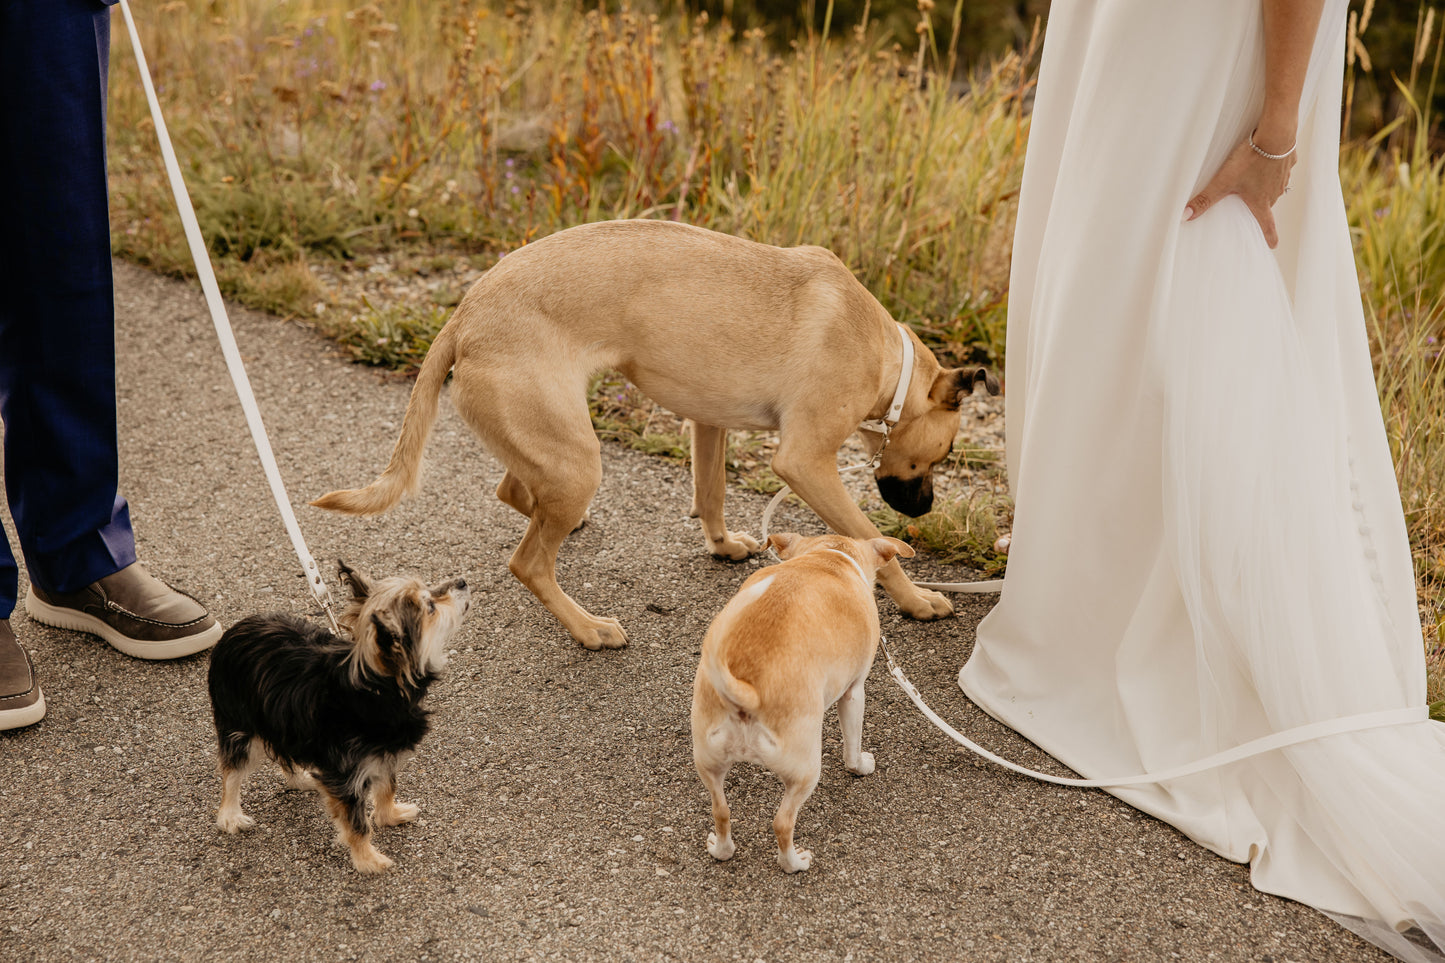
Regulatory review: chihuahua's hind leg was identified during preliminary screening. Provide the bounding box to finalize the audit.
[837,672,875,776]
[695,757,736,861]
[772,741,822,873]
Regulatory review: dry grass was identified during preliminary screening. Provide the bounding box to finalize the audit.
[107,0,1441,702]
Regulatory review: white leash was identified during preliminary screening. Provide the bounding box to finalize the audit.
[761,332,1429,787]
[119,1,341,635]
[875,633,1427,787]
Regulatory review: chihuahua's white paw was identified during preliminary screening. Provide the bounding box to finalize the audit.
[847,751,876,777]
[707,831,735,861]
[216,809,255,834]
[778,846,813,873]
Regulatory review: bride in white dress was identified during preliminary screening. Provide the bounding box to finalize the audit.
[958,1,1445,959]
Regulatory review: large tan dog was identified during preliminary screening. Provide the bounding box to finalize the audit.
[313,219,996,650]
[692,532,911,872]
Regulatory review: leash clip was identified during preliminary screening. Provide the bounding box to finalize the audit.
[302,560,343,636]
[858,420,892,470]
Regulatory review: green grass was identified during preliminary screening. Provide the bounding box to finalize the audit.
[107,0,1442,701]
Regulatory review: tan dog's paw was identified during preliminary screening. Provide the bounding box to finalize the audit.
[897,587,954,620]
[708,531,761,561]
[375,800,419,826]
[778,846,813,873]
[573,616,629,651]
[707,831,736,861]
[216,810,255,834]
[846,751,876,777]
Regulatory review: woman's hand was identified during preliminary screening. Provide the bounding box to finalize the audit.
[1184,134,1296,248]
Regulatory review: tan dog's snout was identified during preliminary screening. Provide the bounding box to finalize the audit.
[875,473,934,517]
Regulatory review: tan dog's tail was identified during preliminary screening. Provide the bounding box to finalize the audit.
[311,324,458,516]
[705,652,761,713]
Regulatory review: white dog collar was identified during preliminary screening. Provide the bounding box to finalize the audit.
[821,548,872,593]
[858,323,914,436]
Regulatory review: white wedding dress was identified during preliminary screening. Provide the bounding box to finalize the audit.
[959,2,1445,959]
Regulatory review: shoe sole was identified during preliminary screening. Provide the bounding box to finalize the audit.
[24,588,222,660]
[0,688,46,730]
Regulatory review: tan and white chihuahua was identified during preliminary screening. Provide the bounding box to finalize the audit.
[690,532,913,873]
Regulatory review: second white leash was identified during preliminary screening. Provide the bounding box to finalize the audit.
[119,1,340,634]
[876,634,1427,787]
[753,343,1428,787]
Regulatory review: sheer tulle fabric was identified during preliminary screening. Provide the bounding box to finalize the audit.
[959,2,1445,958]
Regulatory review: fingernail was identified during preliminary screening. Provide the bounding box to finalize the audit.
[1183,206,1194,222]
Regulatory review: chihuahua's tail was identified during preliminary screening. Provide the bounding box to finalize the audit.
[705,653,761,714]
[310,323,458,516]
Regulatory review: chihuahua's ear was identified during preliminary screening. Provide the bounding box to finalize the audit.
[867,537,915,564]
[972,366,1001,396]
[337,560,373,599]
[767,532,803,559]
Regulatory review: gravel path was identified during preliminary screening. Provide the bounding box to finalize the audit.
[0,262,1385,962]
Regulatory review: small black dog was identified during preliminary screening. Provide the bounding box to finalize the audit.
[208,561,470,873]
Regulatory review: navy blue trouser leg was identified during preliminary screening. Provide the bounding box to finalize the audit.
[0,0,136,619]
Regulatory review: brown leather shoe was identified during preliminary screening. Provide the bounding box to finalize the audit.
[25,563,221,660]
[0,619,45,730]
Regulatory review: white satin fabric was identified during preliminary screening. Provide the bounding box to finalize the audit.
[959,3,1445,959]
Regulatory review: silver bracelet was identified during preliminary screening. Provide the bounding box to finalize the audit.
[1248,130,1296,161]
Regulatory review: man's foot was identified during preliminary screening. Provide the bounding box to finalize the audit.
[25,563,221,660]
[0,619,45,730]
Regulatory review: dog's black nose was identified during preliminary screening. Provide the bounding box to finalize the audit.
[455,578,468,591]
[875,474,934,518]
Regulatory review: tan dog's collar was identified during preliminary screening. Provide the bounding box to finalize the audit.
[857,323,914,437]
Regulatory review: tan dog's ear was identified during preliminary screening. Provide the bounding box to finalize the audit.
[767,533,803,558]
[972,366,1001,396]
[867,537,915,563]
[929,367,1000,409]
[337,560,373,599]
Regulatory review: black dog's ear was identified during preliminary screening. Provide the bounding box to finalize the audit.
[972,366,1001,397]
[337,560,373,599]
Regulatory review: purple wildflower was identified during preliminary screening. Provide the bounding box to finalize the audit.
[369,80,387,92]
